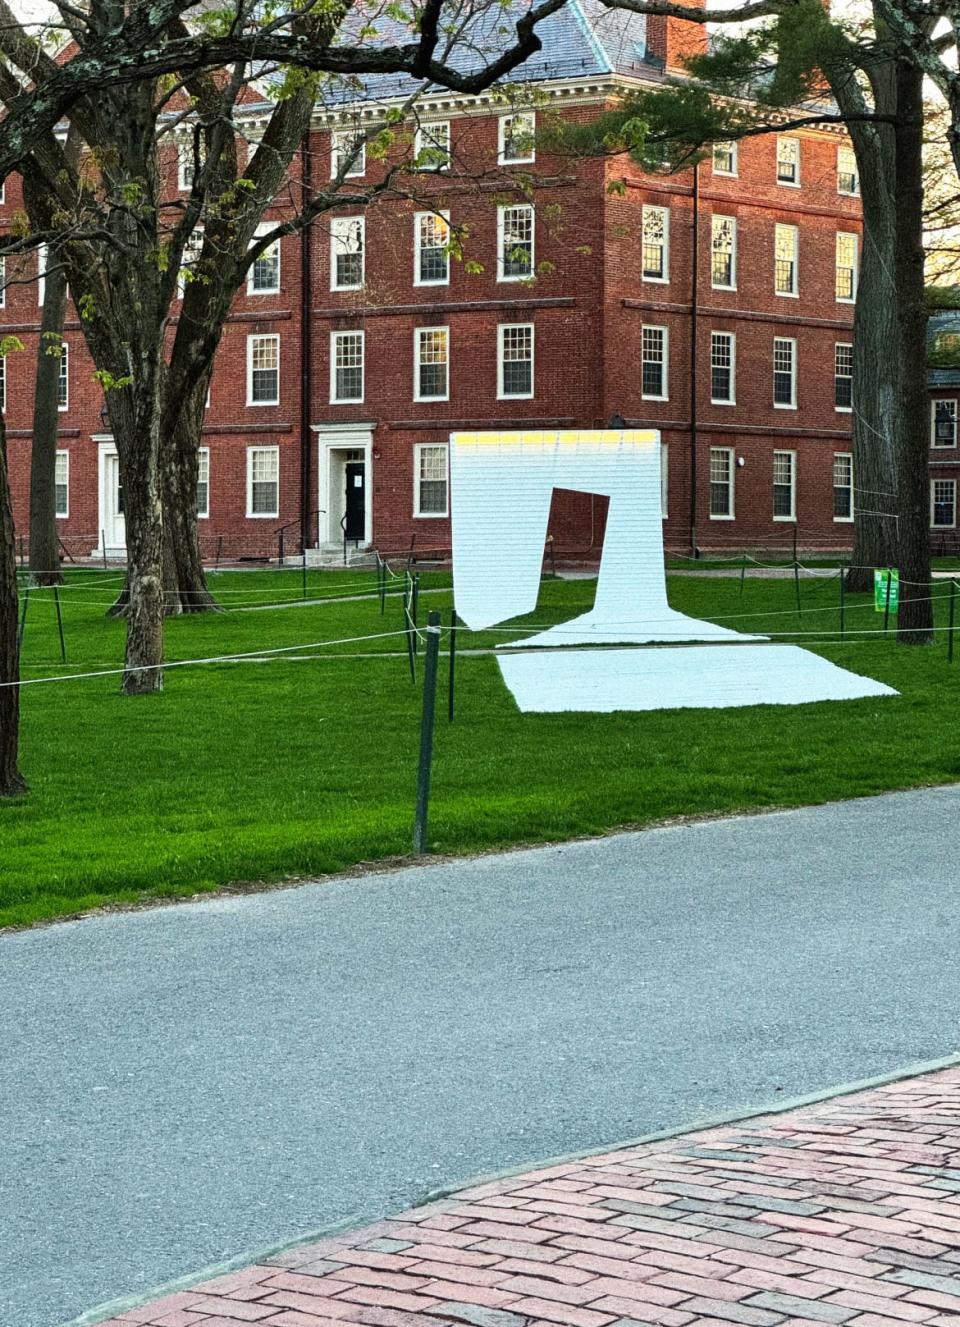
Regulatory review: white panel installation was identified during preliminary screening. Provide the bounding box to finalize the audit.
[498,646,897,713]
[449,429,897,713]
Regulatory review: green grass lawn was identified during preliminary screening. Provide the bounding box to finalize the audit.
[3,563,960,929]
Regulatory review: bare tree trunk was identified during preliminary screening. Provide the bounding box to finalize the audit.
[27,259,69,587]
[160,381,219,614]
[0,413,27,797]
[894,58,933,643]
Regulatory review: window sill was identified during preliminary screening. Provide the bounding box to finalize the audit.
[833,516,854,524]
[246,513,279,521]
[414,511,449,520]
[776,178,801,188]
[774,402,797,411]
[642,276,670,285]
[641,394,669,403]
[247,400,281,408]
[709,513,736,521]
[775,290,799,299]
[710,399,736,407]
[414,396,451,404]
[773,515,797,523]
[497,392,534,401]
[835,406,853,414]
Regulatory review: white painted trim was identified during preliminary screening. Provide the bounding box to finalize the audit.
[773,336,797,410]
[932,397,959,449]
[312,427,374,547]
[55,449,69,519]
[712,141,738,177]
[413,210,451,288]
[246,445,280,519]
[198,446,210,520]
[641,324,669,402]
[329,329,365,404]
[57,341,68,411]
[710,214,737,292]
[95,441,126,557]
[772,448,797,522]
[833,451,854,523]
[413,326,450,403]
[413,442,450,518]
[497,322,534,400]
[710,330,736,406]
[498,111,536,166]
[329,215,365,292]
[708,445,735,520]
[774,223,799,298]
[932,477,957,529]
[775,135,801,186]
[496,202,534,283]
[641,204,670,284]
[836,231,859,304]
[246,333,280,406]
[247,223,281,295]
[414,120,451,172]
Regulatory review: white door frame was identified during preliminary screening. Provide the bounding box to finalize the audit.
[93,436,126,557]
[312,422,374,548]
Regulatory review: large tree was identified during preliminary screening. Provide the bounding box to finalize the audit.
[0,0,567,794]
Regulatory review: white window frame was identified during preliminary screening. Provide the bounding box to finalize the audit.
[833,452,853,523]
[710,215,737,291]
[932,478,957,528]
[660,443,669,519]
[497,203,534,283]
[415,121,451,172]
[330,330,365,404]
[499,111,535,165]
[709,446,735,520]
[710,331,736,405]
[836,231,858,303]
[776,135,800,186]
[497,323,534,400]
[773,449,797,522]
[413,326,450,403]
[197,446,210,520]
[712,141,738,177]
[641,205,670,284]
[177,140,203,193]
[837,145,859,196]
[330,128,366,179]
[55,449,69,518]
[0,255,5,309]
[37,242,47,306]
[835,342,853,413]
[246,445,279,520]
[330,216,365,292]
[773,336,797,409]
[774,223,799,298]
[246,333,280,407]
[932,398,958,448]
[247,223,281,295]
[177,227,203,299]
[57,341,68,411]
[414,210,451,287]
[0,353,5,411]
[641,324,668,401]
[413,443,449,518]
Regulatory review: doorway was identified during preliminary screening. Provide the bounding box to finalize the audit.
[97,444,126,555]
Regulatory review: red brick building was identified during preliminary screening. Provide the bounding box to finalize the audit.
[0,3,877,563]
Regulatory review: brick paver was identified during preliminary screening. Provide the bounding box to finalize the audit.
[95,1068,960,1327]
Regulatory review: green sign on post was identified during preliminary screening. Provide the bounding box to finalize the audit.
[874,568,900,613]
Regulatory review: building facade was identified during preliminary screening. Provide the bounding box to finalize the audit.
[0,3,878,563]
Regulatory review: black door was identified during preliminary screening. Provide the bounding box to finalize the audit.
[345,462,365,540]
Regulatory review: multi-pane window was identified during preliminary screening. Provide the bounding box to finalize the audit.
[330,217,364,290]
[57,342,68,410]
[709,447,734,518]
[661,443,668,519]
[932,478,957,528]
[331,129,365,178]
[710,331,735,403]
[773,450,796,520]
[330,330,364,402]
[641,205,669,281]
[249,227,280,294]
[641,325,668,399]
[498,323,534,398]
[776,135,800,184]
[414,327,449,401]
[247,333,280,405]
[774,224,798,296]
[499,112,535,165]
[713,141,738,176]
[415,121,451,171]
[835,343,853,410]
[178,228,203,298]
[415,211,450,286]
[55,450,69,518]
[711,215,736,289]
[414,444,449,517]
[0,353,5,411]
[178,141,203,192]
[247,446,279,518]
[836,232,858,301]
[773,336,796,407]
[0,255,5,308]
[838,145,859,196]
[833,453,853,521]
[37,242,47,306]
[197,447,209,519]
[498,204,534,281]
[932,399,958,448]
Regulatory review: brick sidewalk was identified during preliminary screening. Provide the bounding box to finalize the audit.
[98,1068,960,1327]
